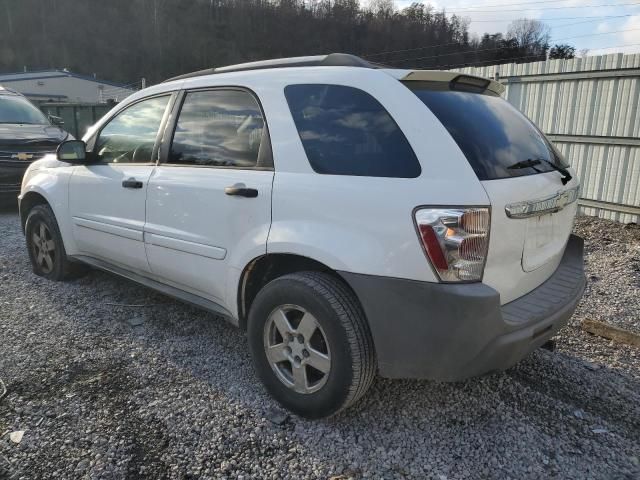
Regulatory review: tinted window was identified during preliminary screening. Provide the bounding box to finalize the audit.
[406,83,568,180]
[284,84,420,178]
[0,95,48,124]
[95,95,170,163]
[169,90,265,168]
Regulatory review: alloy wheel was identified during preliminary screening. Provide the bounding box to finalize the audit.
[31,221,55,274]
[263,304,331,394]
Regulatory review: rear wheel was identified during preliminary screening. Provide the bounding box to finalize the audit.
[248,271,376,418]
[263,304,332,394]
[25,204,86,281]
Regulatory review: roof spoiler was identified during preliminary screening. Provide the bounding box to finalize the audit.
[401,70,505,95]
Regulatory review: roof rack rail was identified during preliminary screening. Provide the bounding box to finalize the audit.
[163,53,378,83]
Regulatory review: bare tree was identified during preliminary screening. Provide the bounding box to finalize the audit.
[507,18,550,53]
[366,0,395,16]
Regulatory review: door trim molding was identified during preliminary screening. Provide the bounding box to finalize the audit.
[72,216,143,241]
[145,232,227,260]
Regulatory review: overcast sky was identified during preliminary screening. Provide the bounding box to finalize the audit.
[393,0,640,55]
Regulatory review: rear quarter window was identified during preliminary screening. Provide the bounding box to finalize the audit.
[406,82,568,180]
[284,84,421,178]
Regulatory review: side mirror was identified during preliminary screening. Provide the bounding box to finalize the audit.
[48,114,64,127]
[57,140,87,164]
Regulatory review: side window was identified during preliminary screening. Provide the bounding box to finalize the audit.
[284,84,421,178]
[168,90,265,168]
[94,95,170,164]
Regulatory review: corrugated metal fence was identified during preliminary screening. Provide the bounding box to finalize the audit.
[451,53,640,223]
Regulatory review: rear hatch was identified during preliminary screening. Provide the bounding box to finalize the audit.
[404,76,579,304]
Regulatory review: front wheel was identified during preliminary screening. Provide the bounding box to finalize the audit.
[25,204,86,281]
[248,272,376,418]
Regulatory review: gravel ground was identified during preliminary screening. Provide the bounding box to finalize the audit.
[0,208,639,480]
[573,216,640,335]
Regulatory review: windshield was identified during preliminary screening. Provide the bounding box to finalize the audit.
[405,82,568,180]
[0,95,49,124]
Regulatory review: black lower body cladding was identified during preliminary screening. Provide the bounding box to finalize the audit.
[339,234,586,381]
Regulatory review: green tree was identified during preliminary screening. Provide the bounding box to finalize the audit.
[549,44,576,60]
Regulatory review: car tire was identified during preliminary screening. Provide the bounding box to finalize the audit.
[248,271,376,418]
[25,204,86,281]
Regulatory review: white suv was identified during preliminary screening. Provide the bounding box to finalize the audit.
[19,54,585,418]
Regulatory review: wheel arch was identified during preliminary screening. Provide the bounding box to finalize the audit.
[19,190,51,232]
[237,253,361,330]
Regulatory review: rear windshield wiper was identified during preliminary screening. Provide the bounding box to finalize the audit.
[507,158,572,185]
[540,158,572,185]
[507,159,542,170]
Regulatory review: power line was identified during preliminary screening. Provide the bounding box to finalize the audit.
[441,0,639,11]
[579,41,640,52]
[552,26,640,41]
[384,28,640,65]
[362,14,635,59]
[442,1,640,13]
[441,0,587,9]
[438,42,640,69]
[552,15,633,28]
[440,53,555,69]
[470,13,634,22]
[363,40,475,59]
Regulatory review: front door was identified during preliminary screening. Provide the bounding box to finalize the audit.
[145,88,273,308]
[69,94,173,273]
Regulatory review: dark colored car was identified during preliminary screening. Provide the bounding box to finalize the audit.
[0,86,70,205]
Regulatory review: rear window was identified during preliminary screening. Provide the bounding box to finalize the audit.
[405,82,567,180]
[284,84,420,178]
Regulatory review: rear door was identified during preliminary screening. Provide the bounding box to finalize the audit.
[69,94,173,273]
[144,88,273,307]
[406,82,580,304]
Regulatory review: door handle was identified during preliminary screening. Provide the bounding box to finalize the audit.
[122,177,143,189]
[225,184,258,198]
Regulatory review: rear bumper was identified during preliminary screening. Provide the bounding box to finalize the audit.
[339,234,585,380]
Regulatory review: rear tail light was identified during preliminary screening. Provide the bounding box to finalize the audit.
[414,208,490,282]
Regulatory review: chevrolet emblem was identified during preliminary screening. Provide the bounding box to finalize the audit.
[11,152,34,161]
